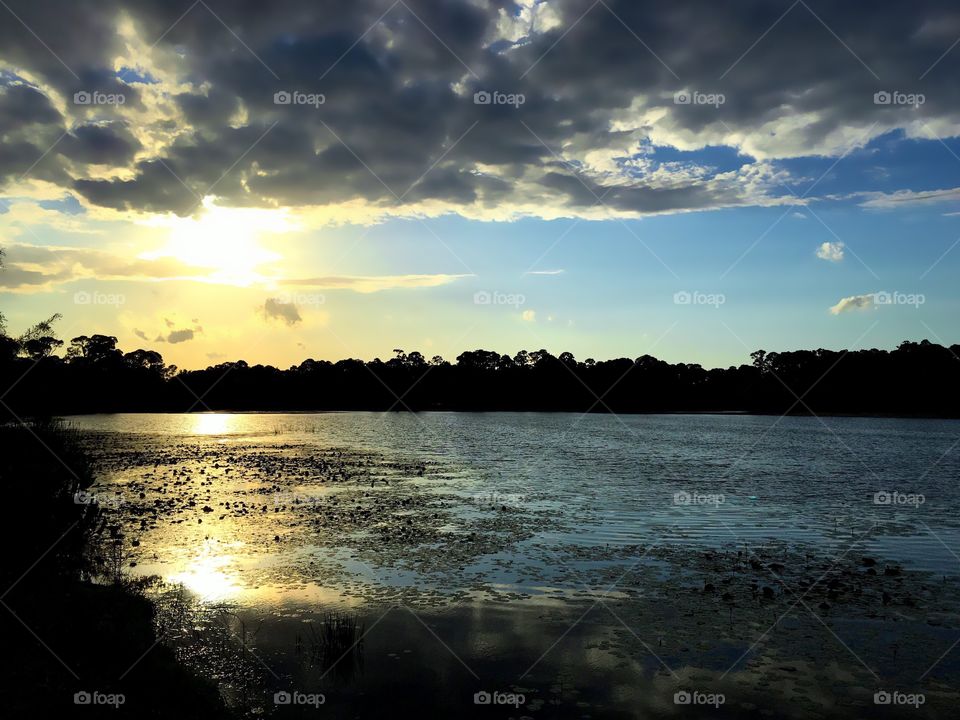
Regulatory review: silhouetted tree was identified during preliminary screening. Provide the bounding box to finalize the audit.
[0,326,957,416]
[22,336,63,360]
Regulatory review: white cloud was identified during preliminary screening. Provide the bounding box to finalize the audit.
[829,293,875,315]
[816,241,845,262]
[856,187,960,209]
[281,274,471,293]
[0,242,471,296]
[0,243,211,291]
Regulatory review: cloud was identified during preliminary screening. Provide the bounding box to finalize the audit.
[262,298,302,326]
[59,122,142,166]
[521,309,536,322]
[281,273,470,293]
[143,317,202,343]
[525,269,565,276]
[816,241,845,262]
[0,243,211,290]
[829,293,876,315]
[164,328,195,343]
[3,0,959,222]
[0,242,472,298]
[856,187,960,209]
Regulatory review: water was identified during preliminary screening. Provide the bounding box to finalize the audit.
[69,412,960,717]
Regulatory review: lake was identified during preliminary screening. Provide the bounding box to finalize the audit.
[69,412,960,718]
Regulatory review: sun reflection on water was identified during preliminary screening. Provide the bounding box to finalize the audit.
[191,413,234,435]
[168,550,241,602]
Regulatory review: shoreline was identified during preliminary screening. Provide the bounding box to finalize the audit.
[56,408,960,420]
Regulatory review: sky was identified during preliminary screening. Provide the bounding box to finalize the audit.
[1,0,959,370]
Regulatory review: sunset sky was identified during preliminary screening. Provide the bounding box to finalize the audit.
[2,0,959,369]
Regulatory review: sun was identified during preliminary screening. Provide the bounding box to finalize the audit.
[142,198,294,285]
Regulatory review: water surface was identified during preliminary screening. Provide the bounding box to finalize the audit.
[71,412,960,717]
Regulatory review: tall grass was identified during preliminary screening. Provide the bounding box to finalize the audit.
[0,417,100,585]
[304,611,365,680]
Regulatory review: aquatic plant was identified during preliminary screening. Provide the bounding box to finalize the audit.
[304,611,365,680]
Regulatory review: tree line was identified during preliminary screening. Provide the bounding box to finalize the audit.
[1,326,958,416]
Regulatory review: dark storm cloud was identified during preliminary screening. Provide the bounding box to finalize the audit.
[74,160,200,215]
[0,81,61,134]
[59,123,141,165]
[2,0,960,217]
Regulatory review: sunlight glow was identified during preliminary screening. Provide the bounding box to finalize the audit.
[191,413,234,435]
[142,198,294,285]
[169,552,241,602]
